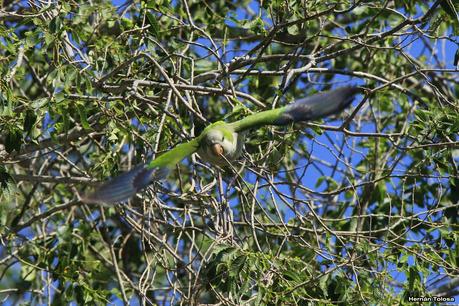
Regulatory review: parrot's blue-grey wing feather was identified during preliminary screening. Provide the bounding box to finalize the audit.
[274,86,362,125]
[82,164,169,204]
[82,139,200,204]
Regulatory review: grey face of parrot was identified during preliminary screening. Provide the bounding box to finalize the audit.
[198,129,243,166]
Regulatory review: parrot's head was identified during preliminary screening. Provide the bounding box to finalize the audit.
[199,123,240,165]
[204,129,228,157]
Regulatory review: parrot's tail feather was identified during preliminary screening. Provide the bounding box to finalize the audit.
[82,164,169,204]
[276,86,362,124]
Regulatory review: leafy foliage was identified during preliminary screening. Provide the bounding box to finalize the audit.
[0,0,458,305]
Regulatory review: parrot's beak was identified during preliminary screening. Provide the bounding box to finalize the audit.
[211,143,224,156]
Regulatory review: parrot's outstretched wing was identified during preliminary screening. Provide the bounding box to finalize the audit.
[82,139,200,204]
[81,164,169,204]
[230,86,362,132]
[82,87,361,203]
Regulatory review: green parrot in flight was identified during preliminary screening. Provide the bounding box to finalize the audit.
[83,86,362,204]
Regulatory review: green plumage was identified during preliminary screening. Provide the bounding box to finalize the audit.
[202,121,235,142]
[83,86,361,204]
[229,107,287,132]
[147,138,200,169]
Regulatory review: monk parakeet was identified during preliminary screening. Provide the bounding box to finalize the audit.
[83,86,361,204]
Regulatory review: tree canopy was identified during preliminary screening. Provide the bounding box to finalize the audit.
[1,0,458,305]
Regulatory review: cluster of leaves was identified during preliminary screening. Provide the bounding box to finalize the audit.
[0,0,458,305]
[203,244,386,305]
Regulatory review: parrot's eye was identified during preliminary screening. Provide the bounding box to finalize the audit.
[221,136,225,141]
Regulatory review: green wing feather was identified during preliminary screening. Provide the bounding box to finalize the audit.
[83,86,360,204]
[228,107,287,132]
[230,86,361,132]
[147,138,200,169]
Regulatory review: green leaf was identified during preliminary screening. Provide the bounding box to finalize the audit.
[5,129,22,153]
[0,166,13,190]
[32,98,49,109]
[49,16,63,34]
[440,0,459,24]
[146,11,160,37]
[21,265,36,282]
[77,104,91,130]
[315,175,326,188]
[408,266,420,292]
[23,109,37,134]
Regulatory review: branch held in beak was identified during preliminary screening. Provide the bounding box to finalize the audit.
[211,143,224,156]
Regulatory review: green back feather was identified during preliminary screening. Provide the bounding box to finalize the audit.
[202,121,235,141]
[146,122,234,170]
